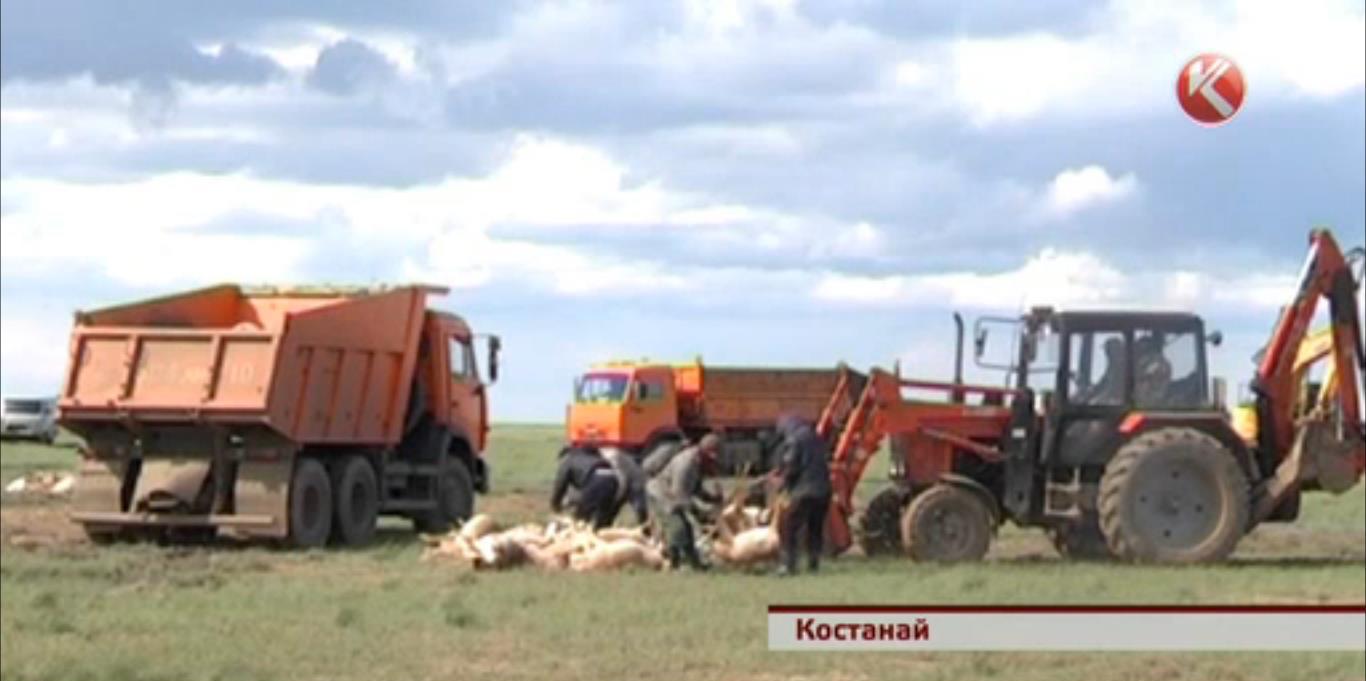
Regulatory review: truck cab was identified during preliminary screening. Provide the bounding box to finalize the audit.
[420,312,496,460]
[568,362,679,451]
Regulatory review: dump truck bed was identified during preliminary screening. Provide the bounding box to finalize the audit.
[60,284,438,446]
[675,365,844,430]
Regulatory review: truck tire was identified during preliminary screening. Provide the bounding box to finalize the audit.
[1048,516,1113,560]
[857,487,906,556]
[1098,428,1249,563]
[900,484,992,562]
[330,455,379,546]
[413,456,474,534]
[288,458,333,549]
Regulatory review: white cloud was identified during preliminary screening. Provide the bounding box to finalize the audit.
[949,33,1114,125]
[812,247,1299,313]
[891,60,929,87]
[0,134,881,293]
[1042,165,1139,217]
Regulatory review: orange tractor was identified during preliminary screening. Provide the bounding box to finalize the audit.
[816,229,1365,563]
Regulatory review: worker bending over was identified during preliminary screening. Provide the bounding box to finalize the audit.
[647,433,722,570]
[773,414,832,576]
[602,446,650,526]
[550,445,619,529]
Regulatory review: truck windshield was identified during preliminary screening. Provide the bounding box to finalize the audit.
[3,400,47,414]
[576,373,629,403]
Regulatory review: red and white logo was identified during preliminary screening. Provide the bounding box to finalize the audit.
[1177,53,1246,125]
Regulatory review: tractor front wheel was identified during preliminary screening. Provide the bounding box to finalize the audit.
[857,487,906,557]
[1099,428,1249,563]
[900,484,992,562]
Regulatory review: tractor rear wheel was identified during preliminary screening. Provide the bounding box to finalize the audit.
[330,455,379,546]
[288,458,333,549]
[900,484,992,562]
[857,487,906,556]
[1099,428,1249,563]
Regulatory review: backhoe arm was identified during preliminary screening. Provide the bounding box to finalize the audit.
[1251,229,1365,518]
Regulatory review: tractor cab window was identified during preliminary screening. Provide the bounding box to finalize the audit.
[576,373,629,403]
[1134,330,1204,408]
[1067,331,1127,406]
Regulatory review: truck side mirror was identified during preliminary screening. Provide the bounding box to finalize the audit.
[1207,330,1223,348]
[488,335,501,384]
[974,328,989,358]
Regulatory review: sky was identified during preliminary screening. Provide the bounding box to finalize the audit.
[1,0,1363,421]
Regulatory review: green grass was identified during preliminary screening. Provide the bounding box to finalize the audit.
[2,426,1363,681]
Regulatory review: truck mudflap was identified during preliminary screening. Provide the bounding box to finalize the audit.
[69,457,292,540]
[132,459,212,511]
[227,458,291,539]
[71,458,126,517]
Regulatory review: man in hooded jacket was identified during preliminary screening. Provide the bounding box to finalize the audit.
[772,414,832,575]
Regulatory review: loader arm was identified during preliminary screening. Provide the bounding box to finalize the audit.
[815,368,1016,554]
[1251,229,1365,517]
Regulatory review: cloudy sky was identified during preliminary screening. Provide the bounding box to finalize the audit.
[2,0,1363,421]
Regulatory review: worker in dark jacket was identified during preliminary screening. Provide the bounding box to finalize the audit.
[646,433,722,570]
[550,445,619,529]
[602,446,650,526]
[772,414,832,575]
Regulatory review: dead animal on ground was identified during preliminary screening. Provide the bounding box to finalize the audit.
[3,471,76,496]
[421,516,665,572]
[706,475,785,567]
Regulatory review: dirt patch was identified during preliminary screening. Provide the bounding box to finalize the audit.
[0,502,87,550]
[478,491,546,523]
[1234,524,1366,562]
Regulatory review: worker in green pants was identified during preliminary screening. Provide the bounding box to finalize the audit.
[646,433,722,570]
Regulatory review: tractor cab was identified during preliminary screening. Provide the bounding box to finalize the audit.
[976,307,1222,414]
[975,307,1232,530]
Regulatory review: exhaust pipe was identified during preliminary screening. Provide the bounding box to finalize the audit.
[953,313,966,404]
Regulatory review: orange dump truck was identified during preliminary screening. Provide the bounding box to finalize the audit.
[567,360,852,471]
[59,284,499,547]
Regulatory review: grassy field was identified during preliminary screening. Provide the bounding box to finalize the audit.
[1,425,1363,681]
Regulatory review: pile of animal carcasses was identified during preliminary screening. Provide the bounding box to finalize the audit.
[705,479,784,568]
[421,514,666,572]
[3,471,75,496]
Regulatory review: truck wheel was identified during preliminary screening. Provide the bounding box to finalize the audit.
[1049,517,1113,560]
[413,456,474,534]
[288,458,333,549]
[1099,428,1249,563]
[857,487,906,556]
[900,484,992,562]
[330,455,379,546]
